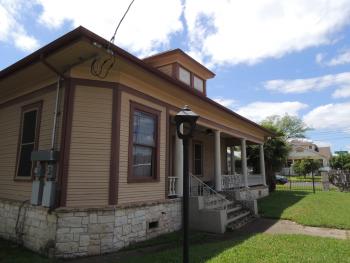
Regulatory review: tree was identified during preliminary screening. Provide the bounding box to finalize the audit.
[260,114,310,139]
[330,153,350,170]
[292,160,305,176]
[247,123,290,192]
[292,159,322,177]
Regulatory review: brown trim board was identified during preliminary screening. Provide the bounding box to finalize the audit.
[58,79,75,207]
[165,108,170,198]
[109,87,121,205]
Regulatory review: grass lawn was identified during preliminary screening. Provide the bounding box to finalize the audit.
[0,239,55,263]
[2,234,350,263]
[259,190,350,229]
[120,234,350,263]
[289,175,321,182]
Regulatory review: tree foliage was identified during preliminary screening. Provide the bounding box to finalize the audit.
[260,114,310,139]
[330,153,350,170]
[292,159,322,177]
[247,123,290,192]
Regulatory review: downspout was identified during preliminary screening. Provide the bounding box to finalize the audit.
[51,78,61,150]
[40,55,65,150]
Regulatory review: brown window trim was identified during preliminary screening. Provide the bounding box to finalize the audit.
[14,101,43,181]
[128,101,161,183]
[192,140,204,177]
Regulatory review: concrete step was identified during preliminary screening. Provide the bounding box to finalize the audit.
[226,214,256,231]
[226,210,250,224]
[226,204,242,214]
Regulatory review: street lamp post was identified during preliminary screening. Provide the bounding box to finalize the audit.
[174,106,199,263]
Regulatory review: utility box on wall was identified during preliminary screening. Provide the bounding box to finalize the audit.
[31,150,59,207]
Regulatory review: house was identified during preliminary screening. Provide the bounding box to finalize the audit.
[0,26,272,258]
[282,138,332,175]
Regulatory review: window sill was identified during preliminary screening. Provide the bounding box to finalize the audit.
[127,177,160,183]
[14,176,33,182]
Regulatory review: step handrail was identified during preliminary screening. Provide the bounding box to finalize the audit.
[190,174,229,210]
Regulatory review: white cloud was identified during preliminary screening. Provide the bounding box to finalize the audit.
[184,0,350,66]
[0,0,39,52]
[264,72,350,98]
[315,53,325,64]
[213,97,237,108]
[327,49,350,66]
[236,101,308,122]
[316,49,350,66]
[303,102,350,129]
[35,0,183,56]
[313,140,332,147]
[332,86,350,98]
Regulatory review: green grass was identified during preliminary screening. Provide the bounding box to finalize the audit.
[2,232,350,263]
[289,175,321,182]
[0,239,55,263]
[120,234,350,263]
[259,190,350,229]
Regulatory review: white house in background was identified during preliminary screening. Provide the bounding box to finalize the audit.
[282,138,332,175]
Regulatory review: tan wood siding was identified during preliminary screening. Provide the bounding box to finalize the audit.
[66,86,112,207]
[117,92,166,204]
[70,58,266,143]
[157,65,173,77]
[0,88,64,201]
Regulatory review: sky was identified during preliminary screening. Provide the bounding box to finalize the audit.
[1,0,350,153]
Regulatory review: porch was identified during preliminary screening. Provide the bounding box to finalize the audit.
[167,120,268,197]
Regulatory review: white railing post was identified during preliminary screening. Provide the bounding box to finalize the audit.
[214,130,222,191]
[241,138,249,188]
[168,177,178,196]
[260,144,267,186]
[230,146,235,174]
[174,124,183,196]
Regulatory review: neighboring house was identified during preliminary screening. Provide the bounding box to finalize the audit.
[0,27,272,258]
[282,138,332,175]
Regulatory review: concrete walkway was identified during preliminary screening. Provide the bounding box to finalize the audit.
[234,218,350,240]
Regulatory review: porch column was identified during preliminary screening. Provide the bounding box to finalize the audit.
[175,124,183,196]
[260,144,267,186]
[241,138,249,188]
[230,146,235,174]
[214,130,222,191]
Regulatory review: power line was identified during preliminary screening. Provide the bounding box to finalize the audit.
[90,0,136,79]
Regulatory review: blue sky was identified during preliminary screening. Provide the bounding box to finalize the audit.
[1,0,350,153]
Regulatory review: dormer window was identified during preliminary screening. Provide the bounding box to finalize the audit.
[193,75,204,92]
[179,66,191,86]
[142,49,215,96]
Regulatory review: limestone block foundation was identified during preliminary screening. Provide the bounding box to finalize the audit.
[0,198,182,258]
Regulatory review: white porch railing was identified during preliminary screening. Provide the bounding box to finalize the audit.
[222,173,264,189]
[168,176,178,196]
[190,174,228,210]
[222,174,241,189]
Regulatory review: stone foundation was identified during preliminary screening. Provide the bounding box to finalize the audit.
[0,198,182,258]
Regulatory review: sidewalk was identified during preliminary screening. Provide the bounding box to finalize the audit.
[233,218,350,240]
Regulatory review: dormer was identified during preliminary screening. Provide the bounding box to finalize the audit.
[143,49,215,95]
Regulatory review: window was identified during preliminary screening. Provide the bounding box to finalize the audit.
[193,142,203,176]
[15,102,42,179]
[193,75,204,92]
[129,102,160,181]
[179,66,191,86]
